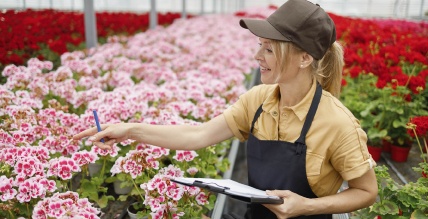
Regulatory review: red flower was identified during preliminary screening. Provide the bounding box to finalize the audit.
[347,66,363,78]
[341,78,347,87]
[408,116,428,137]
[0,9,183,71]
[408,75,426,94]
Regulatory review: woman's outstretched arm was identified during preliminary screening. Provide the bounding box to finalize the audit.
[73,114,235,151]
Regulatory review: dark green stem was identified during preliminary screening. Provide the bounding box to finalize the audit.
[8,210,15,219]
[131,178,145,202]
[26,203,30,219]
[99,157,106,178]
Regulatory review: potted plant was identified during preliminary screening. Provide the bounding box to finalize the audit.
[105,138,229,218]
[351,164,428,219]
[363,75,427,162]
[127,201,150,219]
[351,121,428,219]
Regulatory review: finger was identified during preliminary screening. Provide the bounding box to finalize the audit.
[73,127,99,140]
[93,140,114,150]
[86,124,112,142]
[105,138,116,147]
[73,124,110,140]
[266,190,292,197]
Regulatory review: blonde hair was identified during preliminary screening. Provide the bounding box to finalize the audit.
[269,40,344,98]
[314,41,344,98]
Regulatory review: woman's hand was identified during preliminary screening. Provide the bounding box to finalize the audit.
[73,123,135,150]
[263,190,311,219]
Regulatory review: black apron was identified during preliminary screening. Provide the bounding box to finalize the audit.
[245,83,332,219]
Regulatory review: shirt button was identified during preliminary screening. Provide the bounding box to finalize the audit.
[282,113,286,116]
[272,111,278,116]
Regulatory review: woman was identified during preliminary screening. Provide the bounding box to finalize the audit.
[73,0,378,218]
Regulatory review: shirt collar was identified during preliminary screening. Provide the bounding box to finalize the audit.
[262,78,318,121]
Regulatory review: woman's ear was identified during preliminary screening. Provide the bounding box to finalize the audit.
[300,52,314,68]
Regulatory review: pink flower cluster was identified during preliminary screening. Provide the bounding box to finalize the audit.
[0,146,58,203]
[0,175,56,203]
[140,165,209,219]
[111,144,168,179]
[47,158,80,180]
[173,150,199,162]
[71,150,99,167]
[15,176,57,203]
[32,191,100,219]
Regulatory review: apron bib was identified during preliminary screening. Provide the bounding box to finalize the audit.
[245,83,332,219]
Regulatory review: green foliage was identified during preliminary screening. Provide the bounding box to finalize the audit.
[341,74,388,146]
[352,165,428,218]
[341,72,428,147]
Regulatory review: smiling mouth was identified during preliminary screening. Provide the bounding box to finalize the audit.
[260,67,271,71]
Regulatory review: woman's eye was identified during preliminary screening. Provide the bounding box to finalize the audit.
[258,43,272,53]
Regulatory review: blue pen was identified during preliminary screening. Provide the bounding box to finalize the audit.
[92,110,105,143]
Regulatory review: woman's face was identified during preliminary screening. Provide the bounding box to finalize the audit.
[254,38,278,84]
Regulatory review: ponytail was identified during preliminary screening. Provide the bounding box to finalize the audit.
[314,41,344,98]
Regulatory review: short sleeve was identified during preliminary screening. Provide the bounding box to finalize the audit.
[330,123,377,181]
[223,98,250,142]
[223,86,267,142]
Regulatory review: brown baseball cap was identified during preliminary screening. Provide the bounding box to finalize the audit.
[240,0,336,60]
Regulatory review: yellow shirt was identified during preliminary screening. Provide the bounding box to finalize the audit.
[223,79,376,197]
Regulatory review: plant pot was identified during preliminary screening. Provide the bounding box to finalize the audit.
[382,140,392,153]
[88,163,103,177]
[127,202,149,219]
[390,145,411,162]
[367,145,382,161]
[113,180,132,195]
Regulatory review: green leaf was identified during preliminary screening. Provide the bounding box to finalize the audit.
[97,195,115,208]
[105,176,118,183]
[205,165,217,176]
[118,195,130,201]
[372,200,399,215]
[411,209,428,218]
[350,208,378,219]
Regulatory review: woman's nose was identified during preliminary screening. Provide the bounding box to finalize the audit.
[254,48,263,61]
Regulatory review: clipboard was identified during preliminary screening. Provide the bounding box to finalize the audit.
[171,177,284,204]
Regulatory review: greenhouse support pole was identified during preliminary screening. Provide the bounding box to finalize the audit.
[182,0,187,19]
[421,0,426,18]
[84,0,98,49]
[201,0,205,15]
[150,0,157,29]
[213,0,217,13]
[50,0,53,8]
[367,0,372,16]
[405,0,409,17]
[22,0,26,9]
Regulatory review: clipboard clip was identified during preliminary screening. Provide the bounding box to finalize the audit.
[193,180,230,193]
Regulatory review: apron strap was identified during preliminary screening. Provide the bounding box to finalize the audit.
[250,104,264,133]
[295,83,322,145]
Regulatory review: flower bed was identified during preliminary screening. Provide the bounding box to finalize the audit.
[0,8,185,79]
[0,10,258,218]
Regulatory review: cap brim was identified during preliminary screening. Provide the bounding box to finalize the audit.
[240,19,291,42]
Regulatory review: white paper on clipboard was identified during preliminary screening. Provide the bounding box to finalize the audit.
[171,177,284,204]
